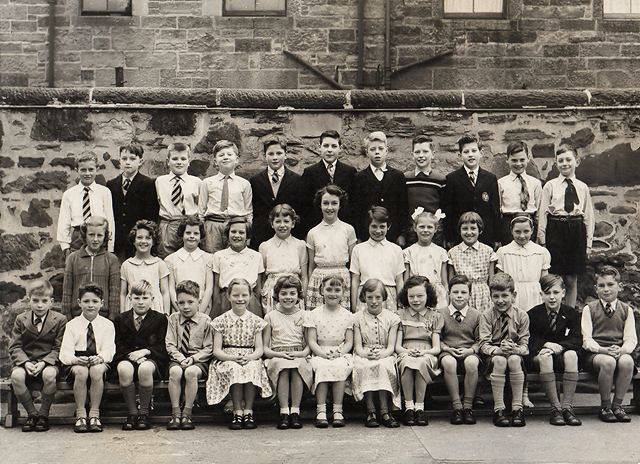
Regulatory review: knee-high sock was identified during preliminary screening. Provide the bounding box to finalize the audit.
[510,372,525,411]
[561,372,579,409]
[490,373,506,411]
[138,385,153,415]
[540,372,561,410]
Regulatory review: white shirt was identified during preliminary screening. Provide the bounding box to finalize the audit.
[415,168,432,177]
[156,173,202,219]
[581,299,637,354]
[198,172,252,220]
[464,166,479,183]
[370,163,388,181]
[448,304,470,322]
[59,314,116,365]
[498,172,542,214]
[57,182,115,251]
[268,167,285,196]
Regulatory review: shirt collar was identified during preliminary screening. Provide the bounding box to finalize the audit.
[409,307,429,317]
[123,172,137,183]
[600,299,618,310]
[415,168,432,177]
[228,247,248,255]
[462,241,480,251]
[179,313,196,325]
[229,310,249,322]
[80,314,98,325]
[33,310,49,323]
[449,304,469,317]
[508,171,524,181]
[216,172,236,179]
[128,256,162,265]
[364,309,384,320]
[323,160,337,170]
[80,182,96,191]
[268,166,285,178]
[176,247,205,261]
[320,219,339,227]
[366,238,387,247]
[274,235,293,246]
[561,174,577,182]
[494,307,514,318]
[370,163,388,173]
[464,166,479,177]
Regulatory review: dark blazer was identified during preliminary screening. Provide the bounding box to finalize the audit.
[249,167,303,250]
[442,166,500,247]
[9,310,67,368]
[527,303,582,359]
[107,173,159,261]
[350,166,408,243]
[299,160,357,236]
[113,309,169,375]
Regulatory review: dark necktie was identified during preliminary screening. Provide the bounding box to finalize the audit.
[122,177,131,194]
[327,163,335,183]
[564,178,578,214]
[220,175,229,212]
[271,170,279,185]
[180,319,191,356]
[171,176,184,214]
[86,322,97,356]
[82,187,91,221]
[34,316,43,333]
[605,303,614,318]
[548,311,557,333]
[134,315,143,331]
[453,311,462,323]
[517,174,530,211]
[500,313,510,342]
[469,171,476,188]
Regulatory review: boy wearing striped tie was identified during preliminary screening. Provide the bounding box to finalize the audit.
[57,152,115,257]
[479,273,530,427]
[59,282,115,433]
[156,143,202,259]
[165,280,213,430]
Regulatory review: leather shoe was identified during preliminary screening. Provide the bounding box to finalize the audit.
[88,417,103,433]
[22,415,38,432]
[463,408,476,425]
[243,413,257,429]
[493,409,510,427]
[511,409,526,427]
[549,408,566,426]
[122,414,138,431]
[229,414,243,430]
[332,412,345,428]
[450,409,464,425]
[404,409,415,426]
[598,407,618,423]
[290,413,303,429]
[315,413,329,428]
[181,416,195,430]
[166,417,181,430]
[34,415,50,432]
[137,414,151,430]
[277,414,291,430]
[613,407,631,423]
[381,413,399,428]
[414,409,428,426]
[472,396,485,409]
[562,408,582,426]
[74,417,89,433]
[365,412,379,428]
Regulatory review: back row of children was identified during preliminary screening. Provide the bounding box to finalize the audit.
[11,262,635,434]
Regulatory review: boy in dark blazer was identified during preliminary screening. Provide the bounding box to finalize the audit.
[350,131,408,244]
[299,130,357,236]
[106,143,159,262]
[113,280,169,431]
[249,135,302,250]
[443,134,500,249]
[527,274,582,426]
[9,280,67,432]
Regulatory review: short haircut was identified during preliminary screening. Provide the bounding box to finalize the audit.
[167,142,191,158]
[77,151,98,166]
[314,184,347,210]
[506,141,528,159]
[263,134,287,152]
[458,211,484,233]
[177,216,206,244]
[80,216,111,247]
[398,275,438,308]
[119,143,144,158]
[595,265,621,282]
[449,274,472,291]
[273,274,303,302]
[509,213,533,231]
[227,278,251,295]
[365,131,387,148]
[412,135,433,150]
[358,278,388,303]
[130,279,154,296]
[319,274,346,293]
[457,134,481,152]
[269,204,299,226]
[128,220,159,255]
[489,272,515,293]
[223,216,252,242]
[176,280,200,299]
[320,130,341,144]
[28,279,54,297]
[365,206,390,229]
[78,281,104,300]
[213,140,238,157]
[555,144,577,159]
[540,274,565,293]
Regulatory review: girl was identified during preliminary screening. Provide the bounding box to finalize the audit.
[306,185,357,311]
[165,217,214,315]
[304,275,354,428]
[259,204,308,314]
[396,276,443,426]
[263,275,313,429]
[350,207,404,313]
[403,209,450,309]
[62,216,120,320]
[207,278,273,430]
[211,217,264,318]
[352,279,401,428]
[120,220,171,314]
[496,214,551,312]
[447,212,496,313]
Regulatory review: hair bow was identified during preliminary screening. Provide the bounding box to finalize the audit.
[411,207,425,221]
[434,209,446,220]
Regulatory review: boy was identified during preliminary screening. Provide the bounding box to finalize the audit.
[199,140,252,254]
[299,130,357,235]
[439,275,481,425]
[403,135,446,245]
[497,141,542,246]
[106,143,159,262]
[156,143,202,259]
[59,282,116,433]
[249,135,302,249]
[166,280,213,430]
[537,145,594,308]
[479,273,529,427]
[9,280,67,432]
[351,131,408,245]
[582,265,636,423]
[113,280,169,431]
[57,152,115,256]
[443,134,500,249]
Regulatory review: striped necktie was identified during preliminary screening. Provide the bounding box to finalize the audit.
[453,311,462,323]
[327,163,335,183]
[517,174,530,211]
[171,176,184,214]
[86,322,97,356]
[134,315,143,331]
[82,186,91,221]
[500,313,510,342]
[548,311,557,333]
[180,319,192,356]
[34,316,43,333]
[605,303,614,318]
[122,177,131,195]
[469,171,476,187]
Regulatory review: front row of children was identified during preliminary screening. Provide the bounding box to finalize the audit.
[10,263,637,432]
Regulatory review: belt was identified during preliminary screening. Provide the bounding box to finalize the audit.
[159,216,186,222]
[204,214,228,223]
[548,215,583,222]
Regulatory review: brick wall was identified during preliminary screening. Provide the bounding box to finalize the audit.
[1,0,639,89]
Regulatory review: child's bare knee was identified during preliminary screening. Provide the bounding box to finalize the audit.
[184,366,201,382]
[11,367,27,385]
[507,355,523,371]
[89,365,106,381]
[441,356,457,372]
[492,356,507,371]
[41,366,58,384]
[169,366,183,381]
[563,350,578,364]
[464,356,479,370]
[137,362,156,379]
[73,366,89,380]
[618,354,634,371]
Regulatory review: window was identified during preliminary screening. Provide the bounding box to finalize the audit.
[223,0,286,16]
[81,0,131,15]
[604,0,640,16]
[444,0,505,17]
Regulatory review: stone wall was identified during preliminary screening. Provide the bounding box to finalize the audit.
[0,0,639,89]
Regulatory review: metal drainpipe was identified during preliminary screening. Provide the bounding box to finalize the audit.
[383,0,391,90]
[46,0,56,88]
[357,0,365,89]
